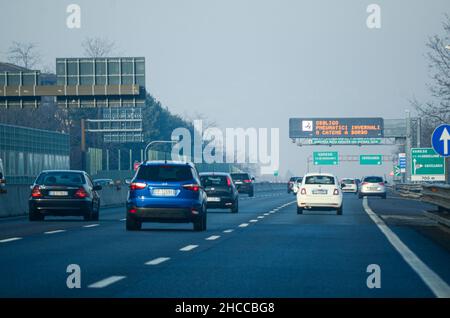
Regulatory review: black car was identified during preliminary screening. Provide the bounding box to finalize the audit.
[200,173,239,213]
[230,173,254,197]
[29,170,102,221]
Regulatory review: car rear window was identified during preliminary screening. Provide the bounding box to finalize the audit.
[289,177,298,181]
[305,176,335,185]
[341,179,355,184]
[136,165,193,182]
[200,175,228,186]
[36,172,85,186]
[231,173,249,180]
[363,176,383,183]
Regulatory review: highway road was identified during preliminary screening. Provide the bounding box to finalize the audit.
[0,189,449,298]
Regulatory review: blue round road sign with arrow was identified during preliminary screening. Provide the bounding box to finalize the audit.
[431,124,450,157]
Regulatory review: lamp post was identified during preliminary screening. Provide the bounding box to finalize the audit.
[144,140,178,162]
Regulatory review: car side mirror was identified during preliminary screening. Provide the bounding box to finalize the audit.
[125,179,131,185]
[340,183,345,189]
[93,185,102,191]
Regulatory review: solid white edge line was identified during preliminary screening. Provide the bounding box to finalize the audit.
[88,276,126,288]
[0,237,22,243]
[44,230,66,234]
[362,197,450,298]
[145,257,170,265]
[206,235,220,241]
[179,244,198,251]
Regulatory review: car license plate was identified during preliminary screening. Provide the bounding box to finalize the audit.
[368,187,379,191]
[152,189,177,197]
[312,189,328,195]
[49,191,68,196]
[207,197,221,202]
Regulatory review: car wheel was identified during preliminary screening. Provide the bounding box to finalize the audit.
[83,205,95,221]
[29,209,44,221]
[126,215,142,231]
[231,200,239,213]
[297,206,303,214]
[337,205,343,215]
[194,207,207,231]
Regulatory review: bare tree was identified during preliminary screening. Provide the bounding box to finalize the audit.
[82,37,116,57]
[7,41,41,69]
[413,15,450,124]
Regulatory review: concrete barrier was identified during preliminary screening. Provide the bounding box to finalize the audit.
[0,182,286,218]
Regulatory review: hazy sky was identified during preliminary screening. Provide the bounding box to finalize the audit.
[1,0,449,179]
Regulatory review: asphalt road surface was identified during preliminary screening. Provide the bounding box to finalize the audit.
[0,189,449,297]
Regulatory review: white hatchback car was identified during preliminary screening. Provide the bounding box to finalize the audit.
[340,178,358,194]
[296,173,343,215]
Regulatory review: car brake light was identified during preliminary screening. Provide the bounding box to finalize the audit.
[243,179,251,183]
[31,185,42,198]
[300,188,306,195]
[333,188,339,195]
[75,187,88,198]
[130,182,146,190]
[379,182,385,186]
[128,208,137,214]
[226,177,231,187]
[361,182,368,186]
[183,184,200,192]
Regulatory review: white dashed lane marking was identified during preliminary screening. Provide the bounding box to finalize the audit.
[145,257,170,266]
[44,230,66,235]
[223,229,234,233]
[88,276,126,288]
[239,223,249,228]
[0,237,22,243]
[83,224,99,228]
[180,245,198,252]
[206,235,220,241]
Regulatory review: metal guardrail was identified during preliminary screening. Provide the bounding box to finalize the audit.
[421,184,450,212]
[394,183,422,199]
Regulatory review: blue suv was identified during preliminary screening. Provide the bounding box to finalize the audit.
[126,161,207,231]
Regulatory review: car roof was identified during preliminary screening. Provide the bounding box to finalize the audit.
[41,170,86,174]
[304,172,336,177]
[199,172,231,177]
[141,160,195,168]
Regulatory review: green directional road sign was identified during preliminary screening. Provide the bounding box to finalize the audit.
[360,154,382,165]
[313,151,339,165]
[411,148,445,182]
[394,165,401,177]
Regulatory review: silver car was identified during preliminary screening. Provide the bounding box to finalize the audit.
[358,176,387,199]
